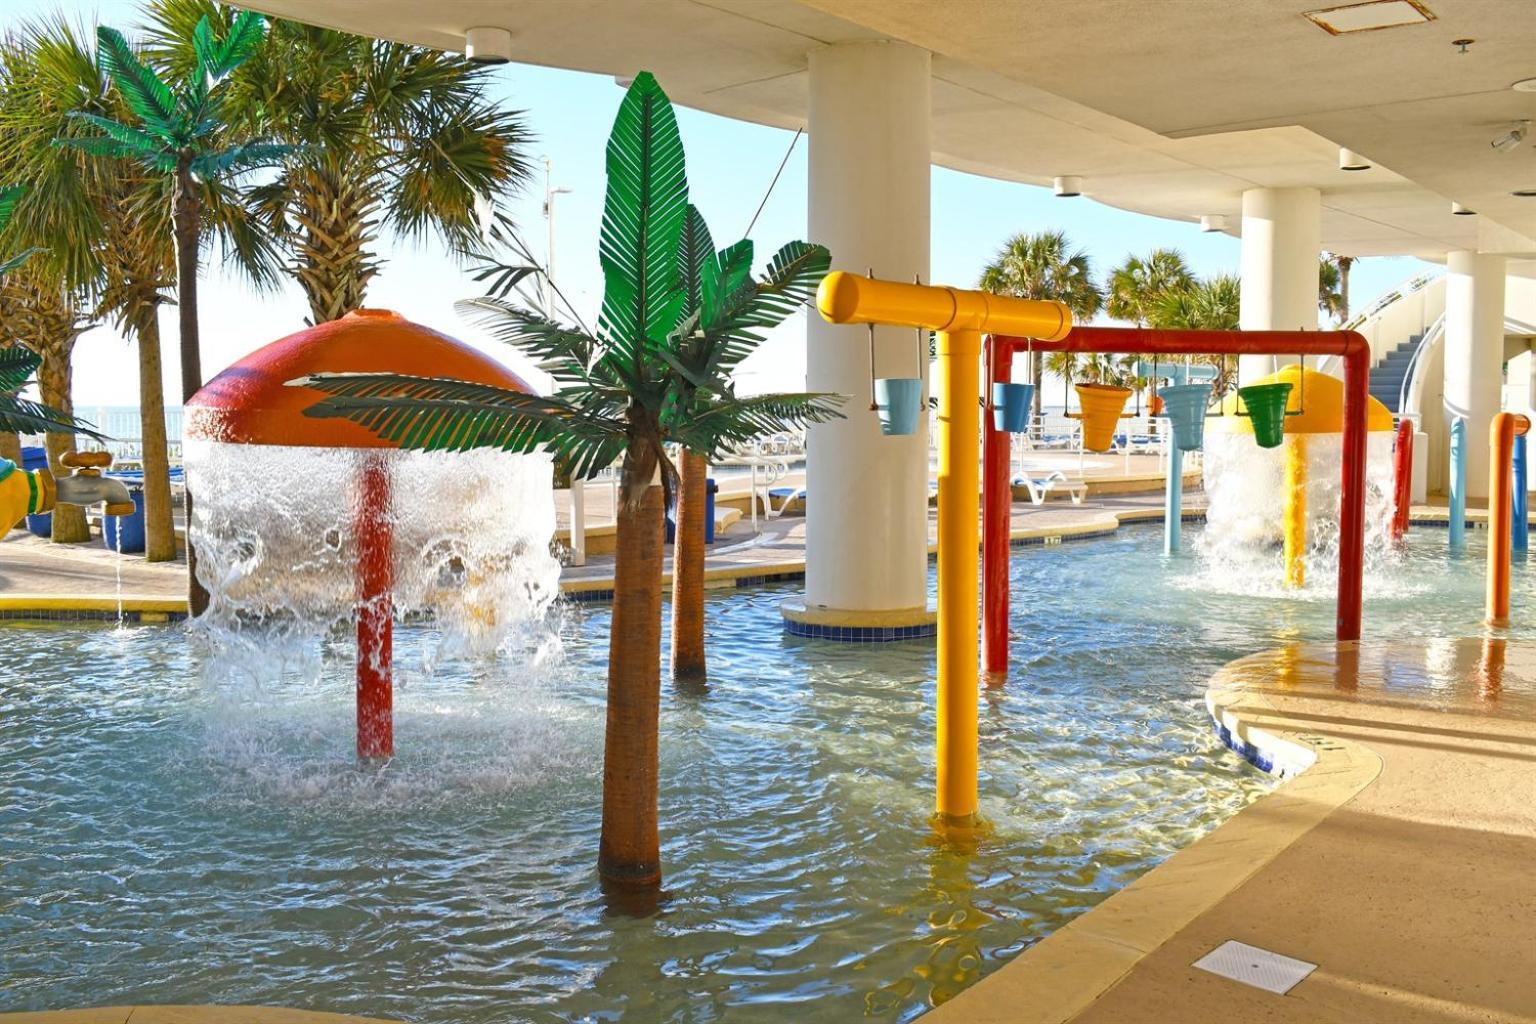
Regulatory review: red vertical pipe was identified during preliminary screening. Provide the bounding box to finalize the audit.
[1336,345,1368,642]
[1391,419,1413,542]
[982,337,1013,683]
[356,451,394,759]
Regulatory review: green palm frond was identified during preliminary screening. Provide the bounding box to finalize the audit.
[597,71,688,371]
[56,134,177,172]
[0,393,109,439]
[189,139,298,179]
[455,297,600,386]
[63,111,168,154]
[94,26,180,139]
[677,204,715,316]
[690,240,830,377]
[678,391,843,457]
[0,185,25,232]
[702,239,752,328]
[0,348,42,392]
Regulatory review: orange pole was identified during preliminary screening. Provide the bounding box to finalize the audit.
[1487,412,1531,626]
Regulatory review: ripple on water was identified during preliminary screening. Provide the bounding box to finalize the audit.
[5,525,1518,1022]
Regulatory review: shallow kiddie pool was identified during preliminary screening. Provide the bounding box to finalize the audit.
[1,525,1522,1022]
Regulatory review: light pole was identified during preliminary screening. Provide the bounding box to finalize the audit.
[543,157,584,565]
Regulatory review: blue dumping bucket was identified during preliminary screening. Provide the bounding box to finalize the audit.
[875,378,922,436]
[102,483,146,554]
[20,445,50,538]
[991,382,1034,434]
[1158,383,1214,452]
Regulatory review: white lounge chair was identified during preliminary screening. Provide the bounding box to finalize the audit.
[1015,470,1087,506]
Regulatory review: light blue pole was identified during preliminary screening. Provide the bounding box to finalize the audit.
[1165,443,1182,555]
[1514,433,1528,555]
[1449,416,1467,549]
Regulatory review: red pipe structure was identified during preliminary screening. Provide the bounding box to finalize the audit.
[983,326,1371,679]
[1391,419,1414,543]
[982,335,1015,684]
[356,451,394,759]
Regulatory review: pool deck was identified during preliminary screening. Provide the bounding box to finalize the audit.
[923,638,1536,1024]
[0,481,1202,614]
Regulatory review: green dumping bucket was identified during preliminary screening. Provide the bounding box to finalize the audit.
[875,377,923,436]
[991,382,1034,433]
[1158,383,1213,452]
[1239,381,1294,449]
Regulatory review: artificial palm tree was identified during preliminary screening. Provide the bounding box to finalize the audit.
[0,18,184,560]
[979,231,1103,419]
[1105,248,1194,326]
[293,73,839,889]
[144,0,535,325]
[60,11,293,605]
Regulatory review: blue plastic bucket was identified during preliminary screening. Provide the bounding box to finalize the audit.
[991,382,1035,433]
[20,445,50,537]
[875,378,922,436]
[1158,383,1213,452]
[102,484,146,554]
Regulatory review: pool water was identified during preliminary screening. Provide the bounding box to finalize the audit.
[1,525,1524,1023]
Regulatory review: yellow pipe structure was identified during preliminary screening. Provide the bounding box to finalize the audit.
[1487,412,1531,626]
[1284,435,1307,588]
[817,271,1072,825]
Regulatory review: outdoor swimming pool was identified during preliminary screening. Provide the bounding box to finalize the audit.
[1,524,1524,1023]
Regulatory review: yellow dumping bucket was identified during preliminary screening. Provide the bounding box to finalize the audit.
[1074,383,1132,452]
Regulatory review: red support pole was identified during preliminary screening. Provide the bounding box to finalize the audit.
[982,336,1013,683]
[1391,418,1413,542]
[356,452,394,759]
[1337,346,1369,642]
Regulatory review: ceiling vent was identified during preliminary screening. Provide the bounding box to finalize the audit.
[1303,0,1435,35]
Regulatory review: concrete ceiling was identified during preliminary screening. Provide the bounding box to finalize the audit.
[230,0,1536,260]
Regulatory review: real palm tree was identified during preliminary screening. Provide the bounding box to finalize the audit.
[1106,248,1194,326]
[60,12,294,607]
[1318,255,1346,325]
[979,231,1103,420]
[1044,350,1078,411]
[292,73,840,889]
[143,0,534,325]
[1149,274,1242,391]
[1324,251,1357,324]
[0,18,185,560]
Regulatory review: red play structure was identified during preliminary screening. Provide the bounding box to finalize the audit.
[981,326,1372,680]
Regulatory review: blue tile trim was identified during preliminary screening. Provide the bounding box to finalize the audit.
[0,608,187,623]
[782,619,937,642]
[1211,718,1276,775]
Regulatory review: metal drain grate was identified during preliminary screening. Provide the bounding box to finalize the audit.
[1192,941,1317,995]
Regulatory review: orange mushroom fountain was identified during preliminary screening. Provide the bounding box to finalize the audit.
[184,309,559,760]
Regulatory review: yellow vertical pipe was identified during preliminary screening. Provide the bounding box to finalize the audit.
[936,327,980,825]
[1284,434,1307,588]
[1486,413,1529,625]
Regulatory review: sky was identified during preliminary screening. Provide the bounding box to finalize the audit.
[11,0,1436,412]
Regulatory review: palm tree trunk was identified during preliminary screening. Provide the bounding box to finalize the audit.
[1339,258,1352,322]
[35,337,89,544]
[1033,351,1045,421]
[670,449,707,685]
[130,301,176,562]
[174,158,209,614]
[0,430,19,467]
[599,444,665,889]
[293,169,381,324]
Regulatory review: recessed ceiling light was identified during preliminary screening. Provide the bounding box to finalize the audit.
[1303,0,1435,35]
[1053,175,1083,198]
[1512,189,1536,198]
[1199,215,1228,233]
[1339,147,1371,171]
[464,26,513,64]
[1451,201,1476,216]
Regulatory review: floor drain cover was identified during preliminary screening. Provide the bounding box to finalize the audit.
[1192,940,1317,995]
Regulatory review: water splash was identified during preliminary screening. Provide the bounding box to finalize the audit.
[183,441,563,685]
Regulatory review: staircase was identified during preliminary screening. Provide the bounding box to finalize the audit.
[1368,332,1425,414]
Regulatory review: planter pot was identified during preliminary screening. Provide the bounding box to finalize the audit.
[875,377,923,436]
[1074,382,1132,452]
[1239,381,1294,449]
[1158,383,1213,452]
[991,382,1034,433]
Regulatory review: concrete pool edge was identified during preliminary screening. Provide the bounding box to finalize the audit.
[917,647,1383,1024]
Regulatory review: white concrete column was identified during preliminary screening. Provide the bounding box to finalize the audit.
[1238,187,1321,381]
[799,41,931,623]
[1444,251,1506,499]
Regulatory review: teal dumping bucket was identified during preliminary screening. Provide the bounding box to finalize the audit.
[1158,383,1213,452]
[991,382,1034,433]
[875,378,923,436]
